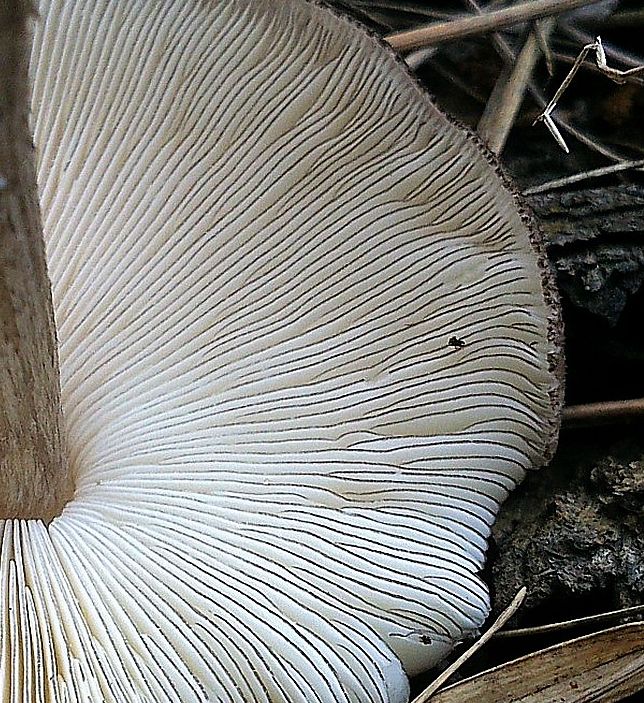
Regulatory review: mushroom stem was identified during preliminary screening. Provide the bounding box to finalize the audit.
[0,1,71,522]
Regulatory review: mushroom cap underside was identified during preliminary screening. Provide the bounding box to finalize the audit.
[0,1,561,701]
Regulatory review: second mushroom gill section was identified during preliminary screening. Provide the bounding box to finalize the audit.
[3,0,560,701]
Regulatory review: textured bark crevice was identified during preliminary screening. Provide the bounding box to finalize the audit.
[0,1,71,521]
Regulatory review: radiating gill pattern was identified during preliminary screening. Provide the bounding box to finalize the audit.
[0,0,559,701]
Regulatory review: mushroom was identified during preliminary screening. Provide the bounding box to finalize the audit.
[1,0,562,701]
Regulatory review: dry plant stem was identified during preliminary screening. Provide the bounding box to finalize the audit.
[0,1,71,521]
[459,1,628,161]
[404,46,437,71]
[463,0,510,67]
[385,0,602,52]
[550,108,633,161]
[534,20,555,75]
[478,23,631,161]
[552,51,644,86]
[478,18,556,155]
[524,158,644,195]
[496,604,644,639]
[605,9,644,27]
[429,60,489,103]
[412,587,527,703]
[563,23,644,71]
[562,398,644,428]
[430,622,644,703]
[535,36,644,152]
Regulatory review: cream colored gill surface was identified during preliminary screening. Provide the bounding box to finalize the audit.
[1,0,558,701]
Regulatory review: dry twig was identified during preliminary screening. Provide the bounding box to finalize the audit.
[496,604,644,639]
[414,1,630,161]
[385,0,602,52]
[563,398,644,427]
[534,19,555,75]
[524,158,644,194]
[430,622,644,703]
[412,588,527,703]
[551,50,644,86]
[463,0,512,67]
[535,36,644,152]
[478,18,556,154]
[562,23,644,71]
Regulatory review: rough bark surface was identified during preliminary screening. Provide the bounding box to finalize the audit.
[528,183,644,324]
[492,436,644,616]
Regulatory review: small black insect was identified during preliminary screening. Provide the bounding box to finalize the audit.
[447,336,466,350]
[420,634,432,645]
